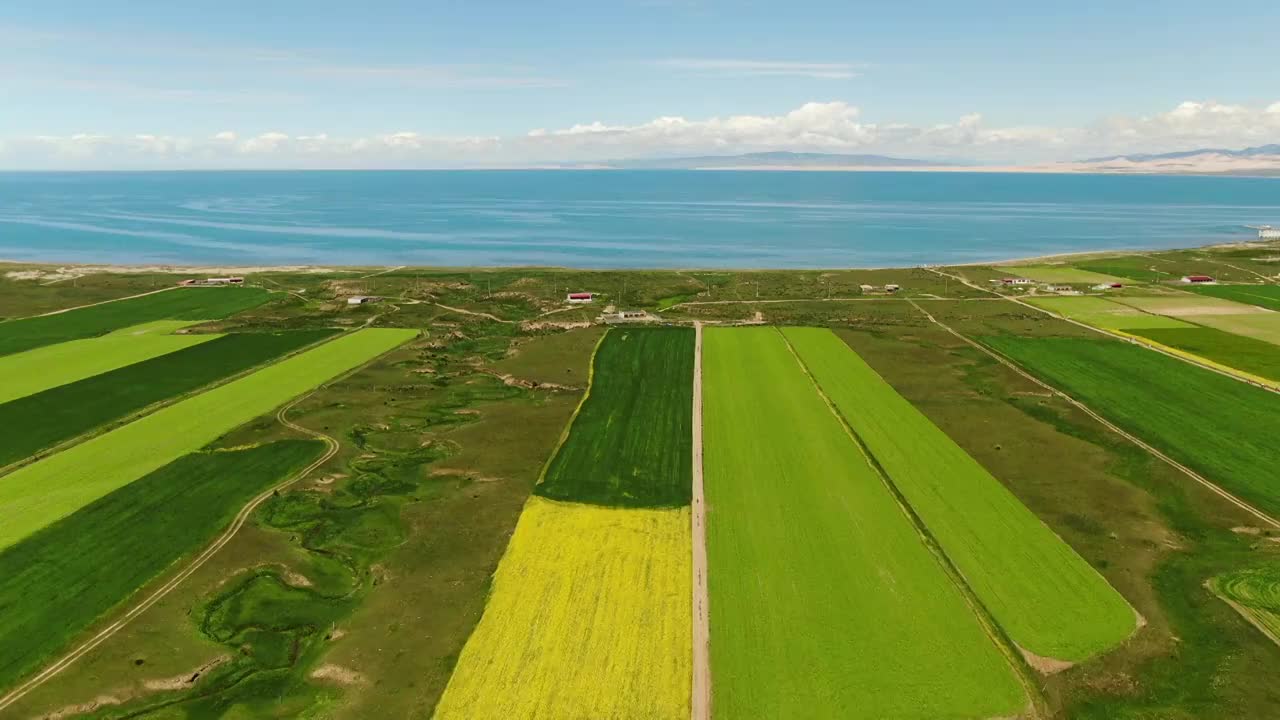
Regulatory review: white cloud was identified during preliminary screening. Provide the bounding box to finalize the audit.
[3,99,1279,169]
[656,58,862,79]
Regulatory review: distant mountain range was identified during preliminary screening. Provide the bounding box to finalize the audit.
[601,151,956,169]
[1083,144,1280,163]
[1064,143,1280,175]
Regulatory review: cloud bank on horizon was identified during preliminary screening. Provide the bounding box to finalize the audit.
[3,100,1279,170]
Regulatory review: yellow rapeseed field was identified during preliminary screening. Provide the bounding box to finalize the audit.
[433,496,691,720]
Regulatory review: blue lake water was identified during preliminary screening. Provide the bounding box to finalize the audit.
[0,170,1277,268]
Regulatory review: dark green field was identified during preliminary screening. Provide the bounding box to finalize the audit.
[1185,284,1280,312]
[0,329,336,469]
[0,440,325,691]
[982,335,1280,517]
[1127,326,1280,382]
[0,287,273,357]
[536,326,694,507]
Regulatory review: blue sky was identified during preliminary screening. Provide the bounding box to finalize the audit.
[2,0,1279,168]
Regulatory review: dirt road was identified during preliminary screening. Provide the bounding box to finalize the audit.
[690,322,711,720]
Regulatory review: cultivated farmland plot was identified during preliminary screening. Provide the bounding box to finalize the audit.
[0,320,215,404]
[703,326,1025,719]
[0,440,325,690]
[982,335,1280,518]
[0,329,337,469]
[784,326,1136,663]
[537,326,694,508]
[0,328,416,550]
[433,498,691,719]
[0,287,272,357]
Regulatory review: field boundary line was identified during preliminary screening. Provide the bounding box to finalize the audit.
[777,328,1045,716]
[0,328,347,480]
[0,334,418,711]
[4,286,178,322]
[924,267,1280,396]
[690,322,710,720]
[904,297,1280,531]
[1204,580,1280,649]
[531,329,608,489]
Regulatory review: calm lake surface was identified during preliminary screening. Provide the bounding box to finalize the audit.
[0,170,1277,268]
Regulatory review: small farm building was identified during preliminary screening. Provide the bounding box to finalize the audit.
[566,292,594,304]
[1180,275,1215,284]
[1093,283,1124,290]
[859,284,875,291]
[1259,226,1279,240]
[884,284,900,292]
[179,277,245,287]
[1002,277,1034,285]
[347,295,382,305]
[1044,284,1074,292]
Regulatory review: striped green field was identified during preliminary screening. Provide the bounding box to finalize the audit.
[1185,284,1280,312]
[704,326,1024,719]
[1124,326,1280,383]
[0,330,337,469]
[1211,565,1280,645]
[785,327,1136,662]
[1006,265,1129,284]
[982,336,1280,519]
[536,326,694,508]
[1025,296,1194,330]
[0,328,416,550]
[0,321,216,405]
[0,440,325,691]
[0,287,271,357]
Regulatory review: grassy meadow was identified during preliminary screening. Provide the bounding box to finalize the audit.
[433,497,691,719]
[0,287,272,356]
[703,326,1025,719]
[785,326,1136,662]
[1025,295,1195,330]
[0,320,215,404]
[0,440,324,691]
[537,326,694,507]
[1007,265,1131,284]
[0,328,416,550]
[981,336,1280,518]
[0,329,336,469]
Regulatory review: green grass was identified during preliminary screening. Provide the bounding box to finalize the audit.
[1025,296,1195,330]
[0,287,272,357]
[1125,326,1280,382]
[1186,284,1280,312]
[0,321,217,404]
[0,439,325,692]
[1112,294,1264,316]
[1073,259,1169,283]
[982,336,1280,519]
[785,327,1136,662]
[536,326,693,507]
[0,328,417,550]
[0,329,337,469]
[1007,265,1130,284]
[1181,313,1280,346]
[1211,564,1280,643]
[703,326,1024,719]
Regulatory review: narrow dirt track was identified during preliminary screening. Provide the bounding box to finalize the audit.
[690,322,711,720]
[0,344,401,711]
[905,296,1280,531]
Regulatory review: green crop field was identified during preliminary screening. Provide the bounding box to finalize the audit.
[0,329,336,469]
[982,336,1280,518]
[1125,326,1280,382]
[703,326,1024,719]
[1113,294,1266,316]
[0,320,217,404]
[1185,313,1280,346]
[1006,265,1130,284]
[0,328,416,550]
[1025,296,1195,330]
[1186,284,1280,312]
[0,287,272,357]
[0,440,324,691]
[536,326,693,507]
[1212,565,1280,644]
[785,327,1136,662]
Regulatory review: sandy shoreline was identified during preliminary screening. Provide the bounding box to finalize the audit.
[1,239,1273,277]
